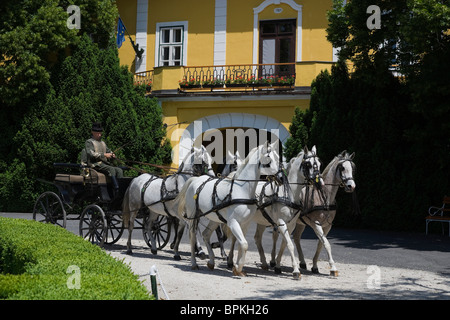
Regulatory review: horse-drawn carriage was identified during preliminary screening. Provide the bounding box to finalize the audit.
[33,163,172,249]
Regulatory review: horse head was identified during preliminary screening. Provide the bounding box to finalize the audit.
[222,150,244,176]
[259,140,280,176]
[301,145,324,187]
[181,145,214,176]
[336,151,356,192]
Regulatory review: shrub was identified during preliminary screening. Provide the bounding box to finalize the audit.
[0,217,152,300]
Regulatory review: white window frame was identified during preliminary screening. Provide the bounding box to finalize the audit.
[155,21,188,67]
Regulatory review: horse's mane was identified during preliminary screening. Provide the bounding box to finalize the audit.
[234,145,261,177]
[176,146,212,174]
[286,150,304,172]
[322,152,353,177]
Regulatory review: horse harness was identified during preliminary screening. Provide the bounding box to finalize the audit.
[297,159,355,225]
[257,177,303,230]
[140,165,211,217]
[189,176,258,224]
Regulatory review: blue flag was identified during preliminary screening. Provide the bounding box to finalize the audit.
[117,18,126,48]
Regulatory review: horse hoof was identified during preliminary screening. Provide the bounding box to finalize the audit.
[261,264,269,271]
[191,265,200,271]
[330,270,339,277]
[126,249,133,255]
[311,267,319,274]
[197,252,207,260]
[293,272,301,280]
[232,267,247,277]
[174,254,181,261]
[207,261,215,270]
[151,249,157,255]
[274,267,282,274]
[211,242,220,249]
[300,263,307,270]
[270,261,276,268]
[227,261,234,268]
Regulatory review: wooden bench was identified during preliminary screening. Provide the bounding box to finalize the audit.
[426,196,450,236]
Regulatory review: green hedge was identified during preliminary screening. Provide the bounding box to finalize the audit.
[0,217,152,300]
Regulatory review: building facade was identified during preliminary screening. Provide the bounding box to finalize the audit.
[116,0,336,168]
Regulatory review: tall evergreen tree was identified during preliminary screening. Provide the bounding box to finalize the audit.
[0,35,171,212]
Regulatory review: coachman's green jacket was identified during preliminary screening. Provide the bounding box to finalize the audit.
[84,138,112,167]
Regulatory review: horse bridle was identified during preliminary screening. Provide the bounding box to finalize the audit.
[301,153,322,185]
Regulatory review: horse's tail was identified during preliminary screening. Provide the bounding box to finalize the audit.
[176,177,195,218]
[122,186,131,228]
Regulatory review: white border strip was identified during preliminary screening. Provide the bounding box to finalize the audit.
[214,0,227,65]
[135,0,148,73]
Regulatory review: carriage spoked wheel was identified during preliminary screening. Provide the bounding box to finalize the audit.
[79,204,107,247]
[142,215,172,250]
[103,213,124,245]
[33,191,67,228]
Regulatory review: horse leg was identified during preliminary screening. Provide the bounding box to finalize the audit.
[293,223,307,269]
[274,219,300,279]
[229,218,248,277]
[202,220,220,270]
[145,212,158,255]
[270,229,279,268]
[311,223,337,276]
[322,224,338,276]
[170,218,179,250]
[189,219,199,270]
[195,227,206,259]
[217,225,228,258]
[254,223,269,270]
[227,234,236,268]
[172,219,185,260]
[126,214,136,255]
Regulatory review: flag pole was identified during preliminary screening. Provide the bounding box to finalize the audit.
[118,16,144,59]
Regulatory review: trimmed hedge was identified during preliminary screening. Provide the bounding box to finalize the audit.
[0,217,152,300]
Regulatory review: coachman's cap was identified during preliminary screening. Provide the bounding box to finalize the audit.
[91,122,103,132]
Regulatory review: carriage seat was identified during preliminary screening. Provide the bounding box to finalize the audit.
[54,174,84,184]
[54,170,107,185]
[83,169,107,185]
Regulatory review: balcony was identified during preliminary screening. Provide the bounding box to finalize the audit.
[134,61,335,96]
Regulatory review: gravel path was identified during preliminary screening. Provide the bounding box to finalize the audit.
[106,239,450,300]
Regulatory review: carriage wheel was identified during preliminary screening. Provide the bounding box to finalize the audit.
[142,215,172,250]
[33,191,67,228]
[79,204,107,247]
[104,214,124,245]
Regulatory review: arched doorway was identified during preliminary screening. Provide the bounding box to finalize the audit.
[178,113,290,171]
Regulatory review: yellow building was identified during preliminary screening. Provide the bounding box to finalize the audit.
[116,0,336,168]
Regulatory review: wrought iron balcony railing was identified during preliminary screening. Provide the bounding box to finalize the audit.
[180,63,295,90]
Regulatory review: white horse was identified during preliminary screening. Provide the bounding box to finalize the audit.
[225,146,322,279]
[176,141,280,276]
[122,145,214,257]
[293,151,356,276]
[252,146,323,279]
[218,150,242,178]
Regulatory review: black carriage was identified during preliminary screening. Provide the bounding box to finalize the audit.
[33,163,172,249]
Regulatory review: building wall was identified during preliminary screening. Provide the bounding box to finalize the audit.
[117,0,334,70]
[115,0,335,166]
